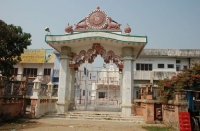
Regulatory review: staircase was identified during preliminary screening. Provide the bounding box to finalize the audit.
[44,111,144,123]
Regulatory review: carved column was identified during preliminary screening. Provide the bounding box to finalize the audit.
[121,47,134,116]
[57,46,71,113]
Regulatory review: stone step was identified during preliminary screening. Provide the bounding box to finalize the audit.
[66,114,138,118]
[66,113,121,117]
[44,111,144,123]
[64,116,144,123]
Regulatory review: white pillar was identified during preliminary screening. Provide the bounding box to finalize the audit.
[91,82,96,100]
[131,60,134,100]
[121,47,134,116]
[57,46,71,114]
[17,63,23,81]
[69,69,75,110]
[119,72,122,105]
[31,77,42,97]
[38,63,44,80]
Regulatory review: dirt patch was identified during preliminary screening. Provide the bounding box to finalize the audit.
[0,118,149,131]
[0,119,42,131]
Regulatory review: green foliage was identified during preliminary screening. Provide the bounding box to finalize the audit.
[142,126,173,131]
[158,62,200,101]
[0,20,31,77]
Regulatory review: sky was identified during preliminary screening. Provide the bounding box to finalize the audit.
[1,0,200,68]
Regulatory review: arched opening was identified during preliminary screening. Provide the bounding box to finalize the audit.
[74,49,122,111]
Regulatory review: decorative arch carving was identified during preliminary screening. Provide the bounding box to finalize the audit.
[69,43,123,70]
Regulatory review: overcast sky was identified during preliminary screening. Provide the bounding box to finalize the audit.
[1,0,200,68]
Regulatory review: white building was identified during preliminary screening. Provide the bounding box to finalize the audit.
[134,49,200,99]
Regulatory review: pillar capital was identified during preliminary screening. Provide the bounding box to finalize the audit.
[121,56,135,61]
[122,47,134,57]
[60,55,71,60]
[61,46,71,56]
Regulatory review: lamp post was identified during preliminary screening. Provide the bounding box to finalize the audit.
[47,81,54,97]
[32,77,42,97]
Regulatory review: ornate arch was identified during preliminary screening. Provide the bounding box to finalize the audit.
[69,43,123,70]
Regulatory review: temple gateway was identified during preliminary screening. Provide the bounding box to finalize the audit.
[45,7,147,116]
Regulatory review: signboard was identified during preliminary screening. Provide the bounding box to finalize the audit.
[20,49,55,63]
[21,49,45,63]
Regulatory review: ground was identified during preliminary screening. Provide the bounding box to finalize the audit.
[0,118,171,131]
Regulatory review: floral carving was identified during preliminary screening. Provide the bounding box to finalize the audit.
[70,43,122,68]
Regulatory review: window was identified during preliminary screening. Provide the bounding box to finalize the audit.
[168,64,174,68]
[136,64,140,70]
[44,68,51,76]
[145,64,148,70]
[176,60,181,64]
[141,64,144,70]
[158,64,164,68]
[10,68,18,76]
[23,68,37,77]
[136,63,153,71]
[183,66,188,69]
[149,64,152,71]
[83,90,85,96]
[176,65,181,71]
[53,78,59,82]
[99,92,105,98]
[136,91,140,99]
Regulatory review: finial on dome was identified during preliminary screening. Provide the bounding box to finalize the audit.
[96,6,100,10]
[124,23,131,35]
[65,23,73,34]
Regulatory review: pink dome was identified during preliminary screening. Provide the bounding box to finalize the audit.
[65,24,73,33]
[124,24,131,34]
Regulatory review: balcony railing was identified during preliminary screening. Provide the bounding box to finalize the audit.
[9,74,51,83]
[134,71,176,80]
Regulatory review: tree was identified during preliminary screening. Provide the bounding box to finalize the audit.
[158,62,200,101]
[0,20,31,77]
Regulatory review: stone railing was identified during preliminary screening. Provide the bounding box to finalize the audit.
[162,92,188,130]
[29,78,57,118]
[7,74,51,84]
[134,71,176,81]
[133,84,188,130]
[0,75,58,120]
